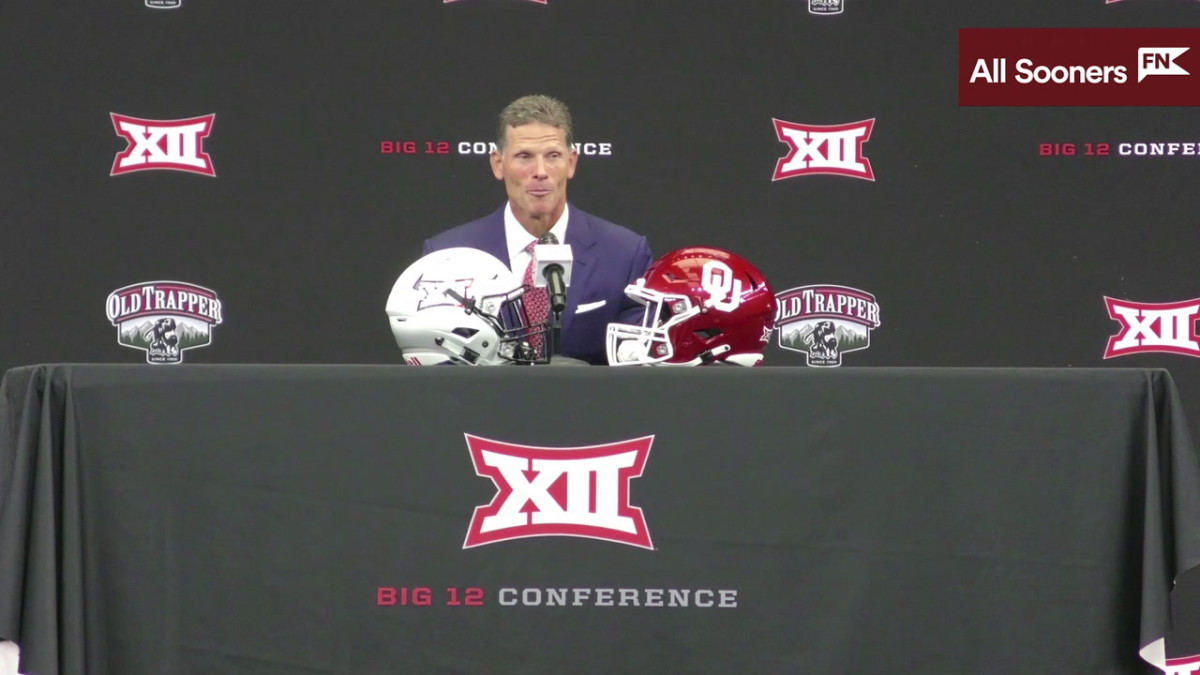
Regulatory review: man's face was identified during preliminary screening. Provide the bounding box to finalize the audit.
[491,122,578,231]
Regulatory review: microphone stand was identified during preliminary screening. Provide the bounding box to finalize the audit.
[549,305,563,361]
[543,263,571,364]
[545,314,586,365]
[537,235,587,366]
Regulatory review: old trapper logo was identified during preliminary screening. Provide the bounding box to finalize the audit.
[809,0,844,15]
[463,434,653,550]
[111,113,216,176]
[1104,296,1200,358]
[106,281,224,364]
[775,285,881,366]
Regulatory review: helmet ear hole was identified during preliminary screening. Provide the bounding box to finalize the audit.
[693,328,722,340]
[452,327,480,339]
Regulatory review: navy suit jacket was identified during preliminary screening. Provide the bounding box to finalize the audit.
[423,204,652,365]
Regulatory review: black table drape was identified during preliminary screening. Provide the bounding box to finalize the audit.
[3,365,1200,675]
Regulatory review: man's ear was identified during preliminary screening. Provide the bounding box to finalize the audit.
[490,150,504,180]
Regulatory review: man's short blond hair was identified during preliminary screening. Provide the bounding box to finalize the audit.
[496,95,574,151]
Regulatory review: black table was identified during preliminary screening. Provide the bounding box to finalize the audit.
[3,364,1199,675]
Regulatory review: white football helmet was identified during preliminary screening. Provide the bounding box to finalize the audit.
[386,247,547,365]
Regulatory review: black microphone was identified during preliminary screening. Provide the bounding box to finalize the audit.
[537,233,569,314]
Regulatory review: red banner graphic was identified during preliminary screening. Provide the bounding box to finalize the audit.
[959,28,1200,106]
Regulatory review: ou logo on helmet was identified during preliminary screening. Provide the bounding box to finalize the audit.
[701,261,743,312]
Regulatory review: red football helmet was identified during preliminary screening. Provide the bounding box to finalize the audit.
[606,246,778,366]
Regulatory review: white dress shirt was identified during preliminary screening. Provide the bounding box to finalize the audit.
[503,202,569,277]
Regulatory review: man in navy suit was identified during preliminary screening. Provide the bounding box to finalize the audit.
[423,95,653,365]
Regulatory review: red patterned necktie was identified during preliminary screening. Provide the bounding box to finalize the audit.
[522,240,550,352]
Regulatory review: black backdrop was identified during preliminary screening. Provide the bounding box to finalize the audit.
[3,0,1200,667]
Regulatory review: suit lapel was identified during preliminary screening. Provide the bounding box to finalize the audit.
[480,207,511,269]
[562,204,597,335]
